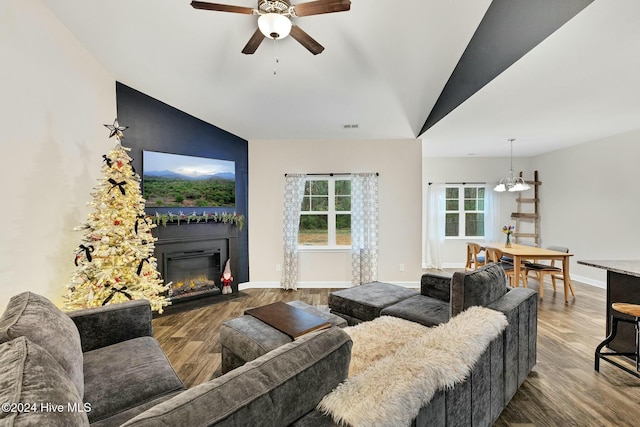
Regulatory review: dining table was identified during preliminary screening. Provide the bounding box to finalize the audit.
[483,242,574,299]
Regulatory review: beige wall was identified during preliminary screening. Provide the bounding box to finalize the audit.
[248,139,423,287]
[422,154,535,268]
[422,130,640,287]
[0,0,115,309]
[532,129,640,286]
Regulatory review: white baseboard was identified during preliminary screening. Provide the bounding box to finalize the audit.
[239,281,351,290]
[570,274,606,289]
[239,280,420,290]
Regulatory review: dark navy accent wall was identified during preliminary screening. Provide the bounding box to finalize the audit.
[115,82,249,283]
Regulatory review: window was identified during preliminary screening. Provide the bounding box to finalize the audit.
[299,177,351,247]
[445,185,485,238]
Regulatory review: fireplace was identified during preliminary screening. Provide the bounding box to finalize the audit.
[165,250,222,299]
[152,222,239,303]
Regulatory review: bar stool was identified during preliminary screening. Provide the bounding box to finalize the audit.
[594,303,640,378]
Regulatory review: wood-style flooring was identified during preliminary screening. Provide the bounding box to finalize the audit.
[153,278,640,426]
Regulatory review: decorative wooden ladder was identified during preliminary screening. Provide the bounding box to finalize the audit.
[512,170,541,246]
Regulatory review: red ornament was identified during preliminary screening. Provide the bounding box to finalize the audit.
[114,220,121,225]
[116,161,123,168]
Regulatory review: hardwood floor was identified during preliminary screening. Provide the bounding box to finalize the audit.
[153,280,640,426]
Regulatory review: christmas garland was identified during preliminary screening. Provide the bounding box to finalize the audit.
[153,211,245,230]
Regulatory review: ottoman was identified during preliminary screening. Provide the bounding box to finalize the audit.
[328,281,418,325]
[219,300,347,374]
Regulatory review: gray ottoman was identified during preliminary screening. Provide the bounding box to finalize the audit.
[328,281,418,325]
[219,300,347,374]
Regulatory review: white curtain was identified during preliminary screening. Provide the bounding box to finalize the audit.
[351,173,379,285]
[281,174,306,290]
[425,183,446,269]
[484,187,501,243]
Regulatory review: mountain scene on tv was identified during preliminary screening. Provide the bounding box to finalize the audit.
[143,151,235,208]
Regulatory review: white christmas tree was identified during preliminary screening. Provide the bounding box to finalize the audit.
[64,119,170,313]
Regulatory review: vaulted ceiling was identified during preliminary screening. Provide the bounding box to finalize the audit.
[41,0,640,157]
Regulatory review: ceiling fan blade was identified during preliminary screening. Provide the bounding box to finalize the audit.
[294,0,351,17]
[190,1,255,14]
[242,28,266,54]
[290,25,324,55]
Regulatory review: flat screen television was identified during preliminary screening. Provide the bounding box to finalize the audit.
[142,150,236,208]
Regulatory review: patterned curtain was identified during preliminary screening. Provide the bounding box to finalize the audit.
[281,174,306,290]
[351,173,379,285]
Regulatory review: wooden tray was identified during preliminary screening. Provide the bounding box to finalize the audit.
[245,301,331,339]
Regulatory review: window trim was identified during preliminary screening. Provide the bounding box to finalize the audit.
[444,184,486,239]
[298,176,352,249]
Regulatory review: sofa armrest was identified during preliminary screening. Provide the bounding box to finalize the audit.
[67,300,152,352]
[486,287,537,402]
[486,287,536,315]
[121,327,352,427]
[420,271,452,302]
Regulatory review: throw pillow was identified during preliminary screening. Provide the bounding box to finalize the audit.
[0,336,90,426]
[0,292,84,397]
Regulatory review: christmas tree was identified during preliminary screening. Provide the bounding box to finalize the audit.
[64,119,170,313]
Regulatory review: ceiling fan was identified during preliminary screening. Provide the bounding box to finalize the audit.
[191,0,351,55]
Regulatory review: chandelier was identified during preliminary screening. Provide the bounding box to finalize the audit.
[493,139,531,192]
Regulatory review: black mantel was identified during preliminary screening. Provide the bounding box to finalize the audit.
[153,222,240,299]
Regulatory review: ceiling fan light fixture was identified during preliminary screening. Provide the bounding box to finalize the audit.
[258,13,291,39]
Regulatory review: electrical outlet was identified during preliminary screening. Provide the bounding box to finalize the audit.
[275,264,281,272]
[399,264,405,272]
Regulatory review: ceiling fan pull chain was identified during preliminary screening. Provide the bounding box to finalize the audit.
[273,38,279,75]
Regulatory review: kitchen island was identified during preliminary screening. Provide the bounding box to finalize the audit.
[578,260,640,353]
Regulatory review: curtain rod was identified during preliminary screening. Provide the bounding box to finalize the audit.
[428,181,485,185]
[285,173,379,177]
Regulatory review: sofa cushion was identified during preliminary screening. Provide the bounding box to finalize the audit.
[381,295,451,327]
[0,291,84,397]
[121,327,352,427]
[450,263,509,316]
[0,336,89,426]
[83,336,185,424]
[329,282,417,322]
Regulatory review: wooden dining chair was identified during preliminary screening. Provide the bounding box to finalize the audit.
[486,247,528,288]
[525,245,574,301]
[465,243,485,270]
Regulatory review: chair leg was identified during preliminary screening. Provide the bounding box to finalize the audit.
[567,277,576,297]
[537,271,544,299]
[595,316,640,378]
[595,316,619,372]
[551,274,557,291]
[636,318,640,373]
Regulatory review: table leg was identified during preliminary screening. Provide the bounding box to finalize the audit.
[513,255,521,287]
[562,256,573,303]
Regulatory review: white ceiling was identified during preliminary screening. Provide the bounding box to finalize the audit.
[41,0,640,157]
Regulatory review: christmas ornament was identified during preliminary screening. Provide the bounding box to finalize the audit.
[221,258,233,295]
[103,118,128,139]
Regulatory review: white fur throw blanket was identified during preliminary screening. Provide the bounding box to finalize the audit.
[317,306,508,427]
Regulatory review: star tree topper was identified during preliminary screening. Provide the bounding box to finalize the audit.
[104,118,128,139]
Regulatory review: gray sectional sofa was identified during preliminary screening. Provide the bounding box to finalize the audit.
[0,292,352,426]
[0,262,536,426]
[328,263,538,425]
